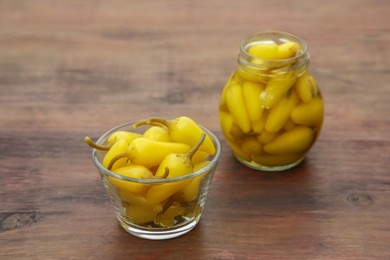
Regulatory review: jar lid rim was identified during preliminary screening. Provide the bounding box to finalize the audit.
[239,30,308,63]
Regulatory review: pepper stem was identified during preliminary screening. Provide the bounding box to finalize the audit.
[84,136,112,151]
[107,151,127,170]
[132,118,169,129]
[187,133,206,160]
[148,167,169,179]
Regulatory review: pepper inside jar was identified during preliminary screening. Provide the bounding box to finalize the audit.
[219,31,324,171]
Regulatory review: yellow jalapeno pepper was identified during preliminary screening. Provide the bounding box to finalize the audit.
[145,134,206,204]
[84,131,141,151]
[109,165,155,193]
[142,125,171,142]
[106,131,141,146]
[146,133,206,203]
[154,133,205,178]
[154,203,185,227]
[125,205,161,225]
[178,160,210,202]
[102,139,130,170]
[107,138,191,170]
[117,189,163,213]
[133,116,216,155]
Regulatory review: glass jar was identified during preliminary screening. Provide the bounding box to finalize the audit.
[219,31,324,171]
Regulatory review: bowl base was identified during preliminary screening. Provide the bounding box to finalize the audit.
[118,216,200,240]
[235,156,304,172]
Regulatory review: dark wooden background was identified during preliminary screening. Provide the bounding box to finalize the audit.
[0,0,389,259]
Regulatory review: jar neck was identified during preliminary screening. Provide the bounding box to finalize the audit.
[237,31,309,77]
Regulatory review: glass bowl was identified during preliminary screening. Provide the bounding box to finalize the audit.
[91,121,221,240]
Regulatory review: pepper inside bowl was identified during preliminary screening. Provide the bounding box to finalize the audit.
[86,117,221,240]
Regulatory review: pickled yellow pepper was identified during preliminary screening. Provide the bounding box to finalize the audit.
[133,116,216,155]
[109,165,155,193]
[142,125,171,142]
[107,138,191,170]
[155,133,206,178]
[102,139,130,170]
[145,133,206,204]
[84,131,141,151]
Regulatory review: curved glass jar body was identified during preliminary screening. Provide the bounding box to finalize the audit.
[219,31,324,171]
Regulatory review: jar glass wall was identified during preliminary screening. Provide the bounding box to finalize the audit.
[219,31,324,171]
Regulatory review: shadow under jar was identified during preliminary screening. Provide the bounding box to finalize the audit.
[219,31,324,171]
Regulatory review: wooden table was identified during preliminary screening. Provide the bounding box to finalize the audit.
[1,0,389,259]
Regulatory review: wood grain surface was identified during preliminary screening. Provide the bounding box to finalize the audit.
[0,0,389,259]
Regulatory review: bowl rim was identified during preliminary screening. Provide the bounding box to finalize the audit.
[91,121,222,184]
